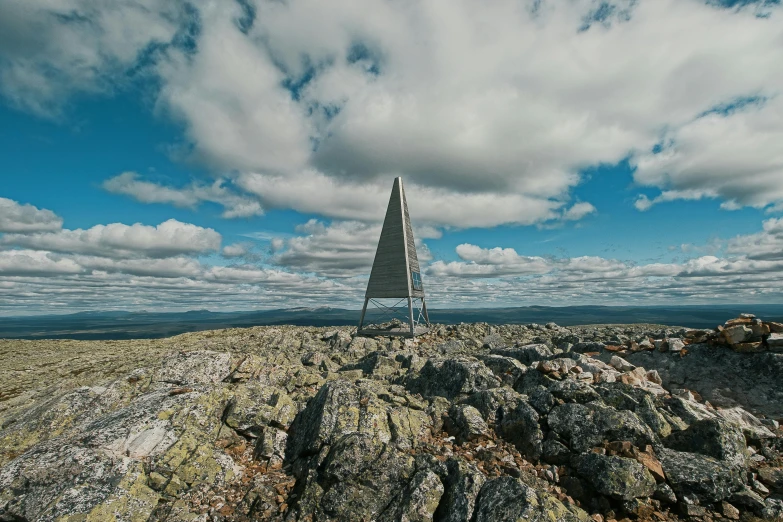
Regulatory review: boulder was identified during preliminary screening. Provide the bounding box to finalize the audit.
[472,476,589,522]
[479,355,527,386]
[434,459,486,522]
[610,356,635,372]
[378,469,444,522]
[491,344,559,365]
[658,447,745,503]
[575,453,656,501]
[547,403,657,454]
[767,332,783,350]
[758,467,783,493]
[723,325,752,345]
[406,358,501,400]
[664,418,748,469]
[447,404,489,443]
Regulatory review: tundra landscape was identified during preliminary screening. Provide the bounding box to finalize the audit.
[1,313,782,521]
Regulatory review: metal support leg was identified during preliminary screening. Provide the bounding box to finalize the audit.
[358,297,369,331]
[408,296,414,337]
[421,297,430,326]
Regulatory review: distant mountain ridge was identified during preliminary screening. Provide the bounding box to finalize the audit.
[3,304,783,340]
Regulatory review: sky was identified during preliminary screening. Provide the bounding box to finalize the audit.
[1,0,783,315]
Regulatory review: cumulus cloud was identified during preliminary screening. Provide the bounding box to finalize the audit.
[0,250,82,276]
[632,96,783,212]
[725,218,783,260]
[103,173,264,219]
[561,202,597,221]
[236,171,563,228]
[268,219,436,278]
[269,220,382,278]
[12,0,783,226]
[2,219,221,258]
[222,243,253,259]
[4,216,783,313]
[0,0,185,117]
[0,197,63,233]
[0,261,360,315]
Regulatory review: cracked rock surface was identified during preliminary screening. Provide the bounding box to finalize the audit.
[1,317,782,521]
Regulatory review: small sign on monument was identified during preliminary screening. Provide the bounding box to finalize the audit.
[358,177,430,337]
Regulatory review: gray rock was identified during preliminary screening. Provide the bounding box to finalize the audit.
[491,344,560,365]
[724,325,752,345]
[547,403,656,453]
[479,355,527,386]
[448,404,489,443]
[473,476,589,522]
[664,418,748,469]
[767,332,783,349]
[528,386,556,415]
[155,350,231,385]
[610,356,635,372]
[379,469,444,522]
[758,467,783,493]
[434,459,486,522]
[497,401,543,461]
[542,439,571,465]
[575,453,656,501]
[658,447,745,503]
[406,358,501,400]
[653,482,678,504]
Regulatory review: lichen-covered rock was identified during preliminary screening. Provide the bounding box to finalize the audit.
[434,458,486,522]
[447,404,489,443]
[491,344,560,365]
[405,358,501,400]
[664,418,748,469]
[472,476,589,522]
[155,350,231,385]
[575,453,656,501]
[223,382,297,437]
[379,469,444,522]
[658,447,745,503]
[497,401,543,461]
[547,402,656,453]
[479,354,527,386]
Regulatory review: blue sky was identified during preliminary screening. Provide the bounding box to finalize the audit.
[1,0,783,315]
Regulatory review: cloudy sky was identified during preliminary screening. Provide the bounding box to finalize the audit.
[1,0,783,315]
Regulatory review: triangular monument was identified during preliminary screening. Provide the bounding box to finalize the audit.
[358,177,430,337]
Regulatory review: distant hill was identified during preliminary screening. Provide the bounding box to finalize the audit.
[2,304,783,340]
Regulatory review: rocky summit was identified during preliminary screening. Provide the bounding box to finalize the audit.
[1,315,782,522]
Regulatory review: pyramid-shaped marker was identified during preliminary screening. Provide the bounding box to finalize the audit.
[358,177,430,337]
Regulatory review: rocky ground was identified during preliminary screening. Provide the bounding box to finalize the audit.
[0,314,782,522]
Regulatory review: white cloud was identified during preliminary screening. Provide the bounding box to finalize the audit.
[0,197,63,233]
[2,219,221,258]
[270,219,381,277]
[5,216,783,314]
[155,2,312,174]
[268,219,437,278]
[236,171,563,227]
[725,217,783,260]
[0,250,82,276]
[635,190,720,211]
[632,95,783,211]
[562,202,597,221]
[0,0,184,117]
[103,172,264,219]
[222,243,252,259]
[10,0,783,226]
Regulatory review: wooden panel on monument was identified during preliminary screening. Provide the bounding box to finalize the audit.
[365,177,411,298]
